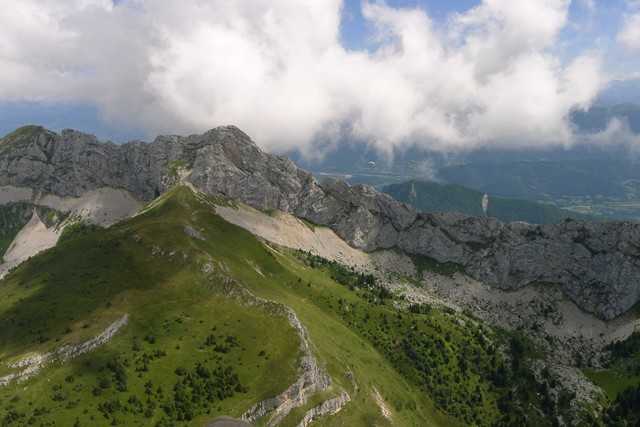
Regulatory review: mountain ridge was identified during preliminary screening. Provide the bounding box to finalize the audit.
[1,125,640,320]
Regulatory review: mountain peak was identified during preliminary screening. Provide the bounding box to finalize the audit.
[1,125,53,144]
[202,125,258,147]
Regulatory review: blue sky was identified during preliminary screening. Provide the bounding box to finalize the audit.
[341,0,635,72]
[1,0,639,151]
[340,0,479,50]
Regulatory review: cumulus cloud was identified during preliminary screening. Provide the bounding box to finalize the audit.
[582,118,640,154]
[0,0,605,153]
[580,0,596,12]
[618,13,640,51]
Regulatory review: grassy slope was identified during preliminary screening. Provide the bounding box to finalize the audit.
[227,249,454,427]
[0,186,571,426]
[0,188,302,426]
[583,369,640,401]
[584,332,640,400]
[0,187,457,426]
[156,190,565,426]
[583,332,640,425]
[163,190,455,426]
[197,209,576,426]
[385,180,594,224]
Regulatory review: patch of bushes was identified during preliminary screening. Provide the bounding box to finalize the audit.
[298,251,389,304]
[410,254,465,278]
[59,222,103,244]
[607,332,640,360]
[303,251,565,426]
[604,383,640,426]
[161,363,246,422]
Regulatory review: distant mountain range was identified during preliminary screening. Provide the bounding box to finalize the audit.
[572,103,640,133]
[437,158,640,200]
[384,180,595,224]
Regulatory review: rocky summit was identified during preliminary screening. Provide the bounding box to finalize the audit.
[2,124,640,320]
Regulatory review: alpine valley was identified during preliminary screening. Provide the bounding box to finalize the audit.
[0,124,639,427]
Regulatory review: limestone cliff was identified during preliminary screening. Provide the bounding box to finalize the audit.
[2,125,639,320]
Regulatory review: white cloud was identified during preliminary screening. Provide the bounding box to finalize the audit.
[627,0,640,9]
[618,13,640,51]
[582,118,640,153]
[581,0,596,12]
[0,0,606,154]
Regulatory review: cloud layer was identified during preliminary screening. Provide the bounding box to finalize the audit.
[0,0,606,153]
[619,3,640,52]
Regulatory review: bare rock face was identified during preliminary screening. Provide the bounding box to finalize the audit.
[3,125,640,320]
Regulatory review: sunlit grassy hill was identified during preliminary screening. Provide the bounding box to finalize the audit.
[0,186,579,426]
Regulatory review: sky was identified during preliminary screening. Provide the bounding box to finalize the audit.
[1,0,640,155]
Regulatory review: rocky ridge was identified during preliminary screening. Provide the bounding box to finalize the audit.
[195,255,341,426]
[2,125,640,320]
[0,314,128,387]
[295,391,351,427]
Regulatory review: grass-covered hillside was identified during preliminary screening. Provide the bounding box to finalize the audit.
[0,186,595,426]
[385,180,594,224]
[585,331,640,426]
[0,189,301,426]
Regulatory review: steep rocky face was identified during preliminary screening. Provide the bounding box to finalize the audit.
[1,126,189,200]
[2,125,640,320]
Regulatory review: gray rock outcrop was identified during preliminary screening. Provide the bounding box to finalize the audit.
[0,314,128,386]
[241,307,332,426]
[295,391,351,427]
[3,125,640,320]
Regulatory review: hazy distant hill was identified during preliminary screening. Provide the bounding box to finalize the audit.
[385,180,595,224]
[437,158,640,200]
[572,103,640,133]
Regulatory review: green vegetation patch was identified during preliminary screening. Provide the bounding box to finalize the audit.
[58,221,103,244]
[584,331,640,425]
[586,332,640,399]
[168,159,189,180]
[410,253,465,278]
[0,186,589,426]
[603,384,640,426]
[0,187,300,426]
[1,125,46,143]
[294,251,575,426]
